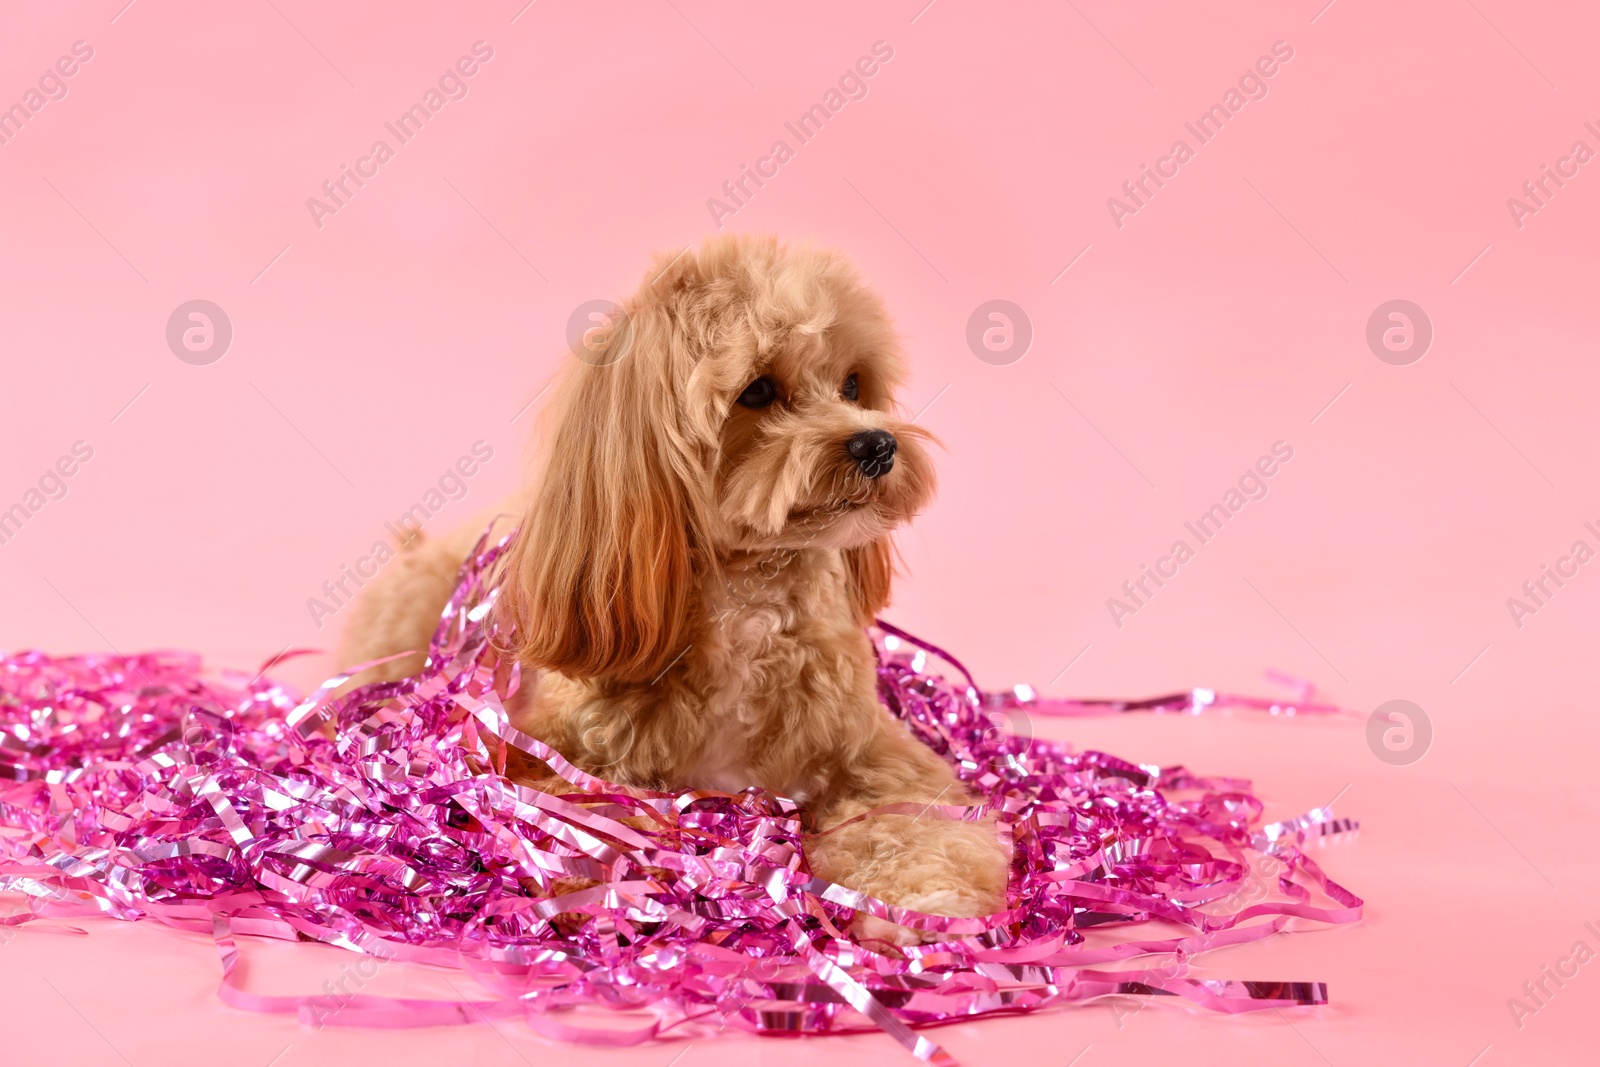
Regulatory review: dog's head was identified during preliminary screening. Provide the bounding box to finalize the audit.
[500,234,936,682]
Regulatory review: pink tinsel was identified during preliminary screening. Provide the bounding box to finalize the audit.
[0,530,1360,1064]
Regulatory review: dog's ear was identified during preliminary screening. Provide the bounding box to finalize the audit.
[499,303,705,683]
[842,536,895,626]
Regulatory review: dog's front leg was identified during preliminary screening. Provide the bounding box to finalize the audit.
[805,718,1010,946]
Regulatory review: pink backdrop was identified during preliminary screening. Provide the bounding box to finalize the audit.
[2,0,1597,1063]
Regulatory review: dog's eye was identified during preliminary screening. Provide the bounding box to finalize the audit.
[842,373,859,403]
[736,376,779,409]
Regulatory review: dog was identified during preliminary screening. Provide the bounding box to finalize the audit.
[338,234,1010,943]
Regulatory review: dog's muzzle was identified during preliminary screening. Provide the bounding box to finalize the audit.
[846,429,897,479]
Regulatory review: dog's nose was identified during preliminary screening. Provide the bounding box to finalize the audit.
[846,429,897,478]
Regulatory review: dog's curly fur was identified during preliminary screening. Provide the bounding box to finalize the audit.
[338,234,1009,943]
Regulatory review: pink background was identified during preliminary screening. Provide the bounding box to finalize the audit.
[2,0,1597,1063]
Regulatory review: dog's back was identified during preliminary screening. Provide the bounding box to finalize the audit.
[337,506,517,687]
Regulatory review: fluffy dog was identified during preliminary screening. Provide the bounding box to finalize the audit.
[338,234,1009,942]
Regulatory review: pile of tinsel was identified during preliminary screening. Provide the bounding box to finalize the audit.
[0,530,1360,1063]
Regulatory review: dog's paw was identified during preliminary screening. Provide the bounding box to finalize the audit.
[852,912,925,947]
[850,887,996,947]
